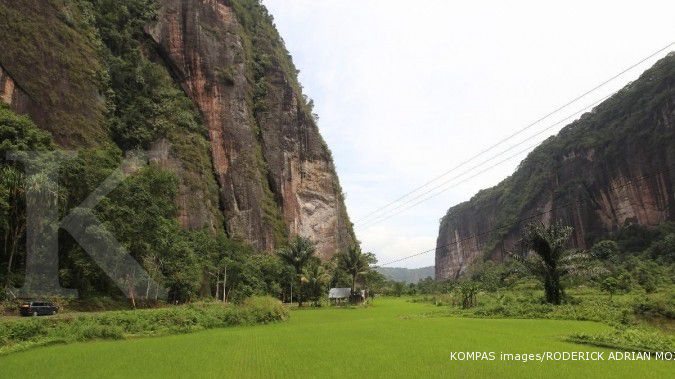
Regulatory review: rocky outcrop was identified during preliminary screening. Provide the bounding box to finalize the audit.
[0,0,354,257]
[147,0,354,257]
[148,0,271,246]
[436,53,675,280]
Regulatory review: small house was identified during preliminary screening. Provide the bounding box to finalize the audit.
[328,288,351,302]
[328,288,367,304]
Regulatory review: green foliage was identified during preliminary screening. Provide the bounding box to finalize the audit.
[455,280,480,309]
[87,0,156,56]
[0,105,57,286]
[632,296,675,320]
[391,282,405,297]
[634,261,662,293]
[0,103,55,156]
[585,223,674,297]
[337,246,375,292]
[647,231,675,263]
[568,328,674,353]
[590,240,619,260]
[301,262,330,306]
[510,222,590,304]
[277,236,317,276]
[613,222,663,254]
[276,236,317,306]
[0,297,288,355]
[600,277,620,299]
[86,0,206,149]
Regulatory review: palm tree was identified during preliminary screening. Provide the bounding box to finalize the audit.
[302,263,330,306]
[510,222,589,304]
[277,236,316,306]
[338,246,372,294]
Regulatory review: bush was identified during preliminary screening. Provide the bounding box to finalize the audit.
[0,296,288,355]
[568,328,674,352]
[590,240,619,260]
[632,297,675,319]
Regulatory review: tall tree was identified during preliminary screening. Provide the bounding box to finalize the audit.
[510,222,589,304]
[302,262,330,306]
[0,104,54,287]
[277,236,316,306]
[338,246,375,293]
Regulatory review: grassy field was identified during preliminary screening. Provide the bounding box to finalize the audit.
[0,298,671,378]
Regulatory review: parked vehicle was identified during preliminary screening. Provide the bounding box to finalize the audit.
[19,301,59,317]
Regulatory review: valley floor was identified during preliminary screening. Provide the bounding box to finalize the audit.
[0,298,671,378]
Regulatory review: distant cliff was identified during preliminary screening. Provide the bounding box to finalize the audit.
[0,0,354,259]
[436,53,675,281]
[376,266,435,284]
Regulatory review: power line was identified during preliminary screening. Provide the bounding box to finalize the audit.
[354,42,674,225]
[361,142,539,229]
[378,166,675,266]
[360,93,612,229]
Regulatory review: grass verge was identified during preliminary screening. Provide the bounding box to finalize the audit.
[0,296,287,355]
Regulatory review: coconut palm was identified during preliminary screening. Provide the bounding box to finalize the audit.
[338,246,373,293]
[302,263,330,306]
[277,236,316,306]
[510,222,589,304]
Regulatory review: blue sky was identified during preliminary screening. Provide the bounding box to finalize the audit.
[263,0,675,268]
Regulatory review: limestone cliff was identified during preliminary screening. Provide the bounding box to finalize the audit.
[0,0,354,258]
[436,53,675,280]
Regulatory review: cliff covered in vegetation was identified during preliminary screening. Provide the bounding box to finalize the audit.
[0,0,353,256]
[436,53,675,280]
[0,0,354,300]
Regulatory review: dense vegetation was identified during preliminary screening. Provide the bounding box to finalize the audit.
[0,296,287,355]
[0,95,376,306]
[0,0,368,306]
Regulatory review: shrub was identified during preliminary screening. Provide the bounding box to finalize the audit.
[568,328,674,353]
[590,240,619,260]
[632,297,675,319]
[456,281,480,309]
[0,296,288,355]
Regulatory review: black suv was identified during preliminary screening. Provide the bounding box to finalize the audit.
[19,301,59,316]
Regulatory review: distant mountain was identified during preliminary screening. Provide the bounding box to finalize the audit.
[376,266,435,284]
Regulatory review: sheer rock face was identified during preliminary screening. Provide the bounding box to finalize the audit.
[0,0,354,258]
[436,55,675,281]
[147,0,353,257]
[148,0,271,248]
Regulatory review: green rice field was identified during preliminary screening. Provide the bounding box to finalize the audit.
[0,298,671,378]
